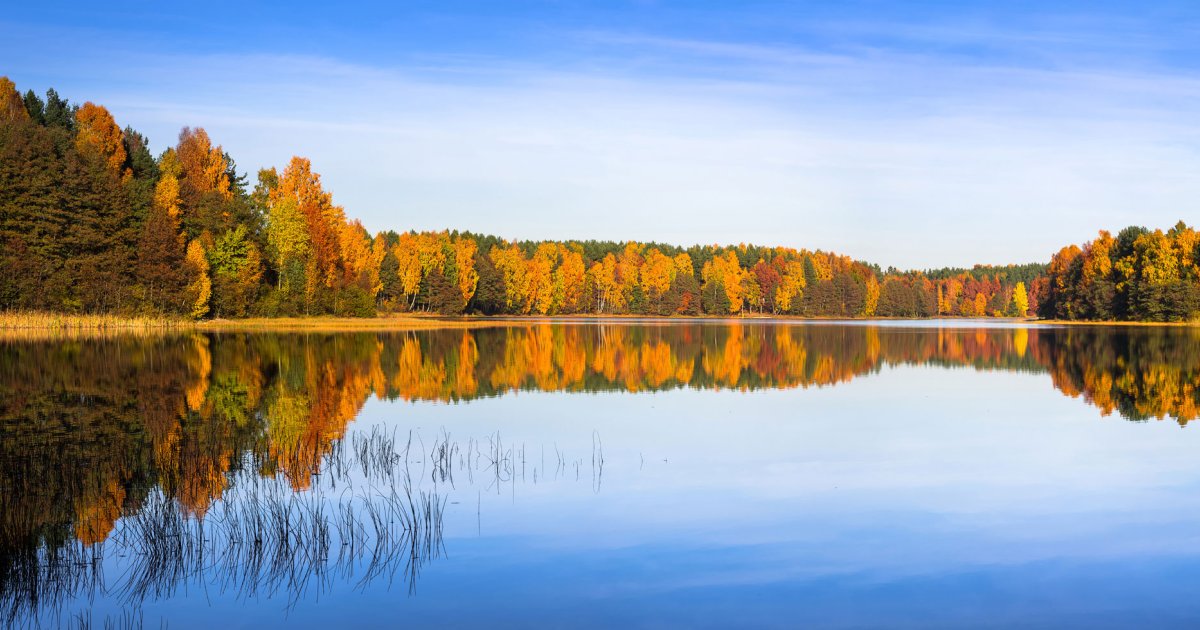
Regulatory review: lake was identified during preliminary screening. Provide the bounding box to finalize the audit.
[3,320,1200,628]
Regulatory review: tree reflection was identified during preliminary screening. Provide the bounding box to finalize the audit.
[1,323,1198,620]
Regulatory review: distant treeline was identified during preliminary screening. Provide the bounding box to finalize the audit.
[2,77,1191,322]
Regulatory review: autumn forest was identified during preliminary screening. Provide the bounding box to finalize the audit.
[2,78,1198,322]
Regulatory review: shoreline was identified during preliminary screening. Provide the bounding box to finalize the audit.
[3,311,1197,336]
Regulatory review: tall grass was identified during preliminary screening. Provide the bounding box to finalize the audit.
[0,311,516,340]
[0,311,189,330]
[4,466,448,625]
[0,311,191,341]
[197,314,507,332]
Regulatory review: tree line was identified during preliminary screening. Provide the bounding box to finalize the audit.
[1039,223,1200,321]
[10,77,1193,321]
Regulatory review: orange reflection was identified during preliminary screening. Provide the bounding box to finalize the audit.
[3,323,1200,551]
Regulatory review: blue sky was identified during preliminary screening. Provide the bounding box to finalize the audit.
[4,1,1199,268]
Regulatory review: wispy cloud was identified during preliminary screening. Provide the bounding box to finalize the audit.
[3,7,1198,268]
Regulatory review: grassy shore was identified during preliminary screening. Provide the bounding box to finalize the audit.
[2,310,1196,340]
[0,311,196,341]
[197,313,507,332]
[0,311,511,339]
[1034,318,1200,327]
[0,311,192,330]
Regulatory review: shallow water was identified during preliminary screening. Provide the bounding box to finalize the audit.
[3,321,1200,628]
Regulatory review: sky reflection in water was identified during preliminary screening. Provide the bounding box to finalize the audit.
[2,322,1200,627]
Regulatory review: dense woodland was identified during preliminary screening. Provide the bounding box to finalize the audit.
[1,78,1196,321]
[1039,224,1200,321]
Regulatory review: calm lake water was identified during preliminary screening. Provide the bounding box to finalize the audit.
[3,320,1200,628]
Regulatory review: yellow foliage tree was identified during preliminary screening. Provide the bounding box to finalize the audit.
[641,248,675,303]
[775,260,805,313]
[863,275,880,317]
[1010,282,1029,317]
[453,238,479,305]
[273,157,348,297]
[702,251,747,314]
[0,76,27,122]
[616,243,643,307]
[155,149,183,219]
[673,253,694,278]
[339,219,379,297]
[529,243,559,314]
[491,243,531,313]
[587,254,621,313]
[393,233,424,308]
[555,246,586,313]
[184,240,212,319]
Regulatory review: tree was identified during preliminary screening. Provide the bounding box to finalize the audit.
[491,243,532,313]
[208,226,263,317]
[702,251,746,314]
[587,254,620,313]
[1,77,28,123]
[775,260,805,314]
[752,260,782,314]
[641,248,675,314]
[176,127,231,201]
[377,245,403,310]
[424,269,466,314]
[528,243,558,314]
[877,277,917,317]
[470,251,507,314]
[701,276,730,314]
[266,196,310,300]
[137,200,188,314]
[339,219,380,300]
[666,271,701,315]
[1112,225,1149,318]
[74,103,127,177]
[1041,245,1082,319]
[1008,282,1029,317]
[61,103,141,313]
[453,238,480,306]
[974,291,988,317]
[554,246,586,313]
[184,240,212,319]
[392,233,423,310]
[41,88,76,129]
[863,275,880,317]
[1072,231,1116,319]
[272,156,349,311]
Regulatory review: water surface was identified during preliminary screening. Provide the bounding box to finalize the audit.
[3,321,1200,627]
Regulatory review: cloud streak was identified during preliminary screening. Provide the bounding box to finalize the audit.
[3,7,1198,268]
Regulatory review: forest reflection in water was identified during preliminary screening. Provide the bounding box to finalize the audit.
[2,321,1200,625]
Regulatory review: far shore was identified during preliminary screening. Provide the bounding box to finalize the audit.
[3,311,1199,338]
[1032,319,1200,327]
[165,313,1200,330]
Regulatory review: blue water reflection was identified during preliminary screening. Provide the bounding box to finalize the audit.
[2,322,1199,627]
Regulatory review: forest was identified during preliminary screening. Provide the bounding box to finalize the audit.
[1,77,1196,322]
[1040,224,1200,321]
